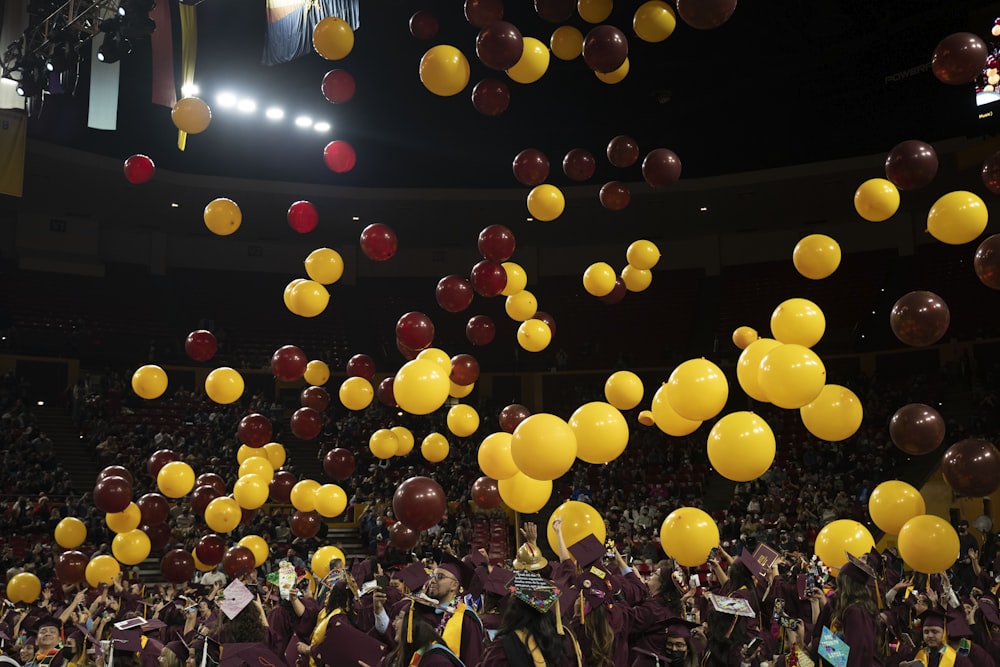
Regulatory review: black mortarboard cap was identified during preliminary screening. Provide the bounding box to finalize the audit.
[438,553,474,591]
[392,562,429,593]
[568,534,606,570]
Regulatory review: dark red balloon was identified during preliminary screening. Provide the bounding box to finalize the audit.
[290,510,323,539]
[466,315,496,346]
[472,78,510,116]
[409,10,439,40]
[185,330,217,362]
[396,312,435,350]
[321,69,355,104]
[471,476,500,509]
[238,413,272,448]
[143,522,174,552]
[323,448,356,481]
[478,224,516,263]
[136,492,169,525]
[196,534,226,566]
[450,354,480,386]
[884,140,938,191]
[98,465,134,486]
[377,377,397,407]
[241,507,258,526]
[393,476,447,531]
[222,545,255,578]
[600,181,631,210]
[436,275,475,313]
[195,472,226,495]
[301,385,331,412]
[287,200,318,234]
[389,521,420,549]
[512,149,550,187]
[983,152,1000,195]
[600,277,627,304]
[360,223,398,261]
[563,148,596,182]
[269,470,298,504]
[291,407,323,441]
[534,0,574,22]
[190,484,222,515]
[323,140,356,173]
[975,235,1000,290]
[499,404,531,433]
[534,311,556,338]
[944,439,1000,497]
[583,25,628,74]
[396,338,420,360]
[160,548,195,584]
[476,21,523,71]
[94,475,132,513]
[889,291,950,347]
[124,154,155,184]
[464,0,503,28]
[55,550,88,585]
[271,345,308,382]
[470,260,507,297]
[932,32,988,85]
[676,0,738,29]
[607,135,639,168]
[346,354,376,380]
[642,148,682,189]
[889,403,946,456]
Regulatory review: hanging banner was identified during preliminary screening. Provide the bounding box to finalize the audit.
[0,108,26,197]
[150,0,176,107]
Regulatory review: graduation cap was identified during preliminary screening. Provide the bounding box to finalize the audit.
[568,534,607,570]
[512,542,547,572]
[664,617,701,639]
[465,550,489,569]
[574,566,614,615]
[163,639,190,663]
[438,553,474,591]
[217,581,254,621]
[918,608,948,632]
[840,552,878,584]
[218,642,285,667]
[391,562,429,593]
[979,596,1000,627]
[109,619,167,652]
[312,615,388,667]
[507,570,561,614]
[483,567,515,597]
[33,617,61,631]
[738,543,779,580]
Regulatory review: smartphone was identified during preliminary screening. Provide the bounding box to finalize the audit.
[745,638,763,655]
[375,574,389,589]
[708,547,719,561]
[773,598,785,620]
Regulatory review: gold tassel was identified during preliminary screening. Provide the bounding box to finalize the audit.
[406,603,414,644]
[441,602,466,656]
[177,3,198,151]
[579,591,585,625]
[555,598,564,636]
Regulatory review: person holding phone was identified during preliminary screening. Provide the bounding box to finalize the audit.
[811,557,882,667]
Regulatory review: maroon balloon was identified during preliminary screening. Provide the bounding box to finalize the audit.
[240,507,258,526]
[932,32,988,85]
[563,148,596,182]
[884,140,938,191]
[346,354,376,380]
[323,448,356,481]
[222,545,255,578]
[392,476,447,531]
[287,200,318,234]
[889,291,950,347]
[190,484,222,515]
[196,534,226,566]
[600,277,627,304]
[512,149,550,187]
[534,311,556,338]
[160,548,195,584]
[889,403,946,456]
[389,521,420,549]
[975,235,1000,290]
[675,0,738,29]
[583,25,628,73]
[471,476,500,509]
[55,550,88,585]
[93,476,132,513]
[377,377,397,407]
[436,275,475,313]
[396,338,420,361]
[144,522,174,552]
[360,223,398,261]
[290,510,323,539]
[396,312,435,350]
[642,148,682,189]
[291,407,323,441]
[983,152,1000,195]
[184,330,217,362]
[301,385,331,412]
[534,0,574,22]
[238,413,272,448]
[269,470,298,504]
[271,345,308,382]
[942,439,1000,497]
[136,492,169,525]
[470,260,507,297]
[323,140,356,173]
[321,69,355,104]
[599,181,631,210]
[195,472,226,495]
[123,154,155,184]
[499,404,531,433]
[450,354,480,386]
[98,465,134,486]
[466,315,496,346]
[472,78,510,116]
[464,0,503,28]
[478,225,516,263]
[409,10,439,40]
[476,21,523,71]
[607,135,639,168]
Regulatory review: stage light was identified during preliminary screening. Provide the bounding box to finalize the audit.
[216,91,237,107]
[181,82,199,96]
[294,115,312,128]
[97,31,130,64]
[265,107,284,120]
[313,121,331,132]
[236,98,256,113]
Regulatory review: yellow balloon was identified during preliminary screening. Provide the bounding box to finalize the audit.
[304,248,344,285]
[449,380,475,398]
[511,413,577,481]
[287,279,330,318]
[517,319,552,352]
[814,520,875,570]
[633,1,677,42]
[757,344,826,409]
[315,484,347,518]
[263,442,286,469]
[927,191,989,245]
[498,472,552,513]
[311,546,346,578]
[666,358,729,422]
[394,359,450,415]
[736,338,781,402]
[659,507,719,567]
[478,432,518,480]
[447,404,480,437]
[238,456,274,483]
[550,25,583,61]
[86,555,121,588]
[192,550,214,572]
[621,264,652,292]
[237,444,265,465]
[505,290,538,321]
[507,37,550,84]
[770,298,826,348]
[55,517,87,549]
[569,401,629,464]
[106,502,142,534]
[6,572,41,603]
[637,410,655,427]
[291,479,321,511]
[238,535,269,568]
[500,262,528,296]
[626,239,661,270]
[233,474,269,510]
[112,529,151,566]
[854,178,899,222]
[205,367,245,404]
[416,347,452,372]
[203,198,242,236]
[283,279,306,311]
[205,496,242,534]
[707,411,776,482]
[312,16,354,60]
[157,461,195,498]
[527,184,564,221]
[650,384,702,436]
[419,45,470,96]
[898,515,959,573]
[800,385,863,442]
[547,501,607,555]
[732,326,758,350]
[391,426,414,456]
[793,234,841,280]
[171,96,211,134]
[604,370,644,410]
[583,262,616,297]
[339,376,374,411]
[595,57,629,84]
[868,481,926,535]
[131,365,168,400]
[578,0,612,23]
[304,360,330,386]
[369,428,398,459]
[421,432,450,463]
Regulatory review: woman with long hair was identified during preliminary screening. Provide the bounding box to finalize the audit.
[701,606,762,667]
[297,581,387,667]
[812,559,883,667]
[366,608,462,667]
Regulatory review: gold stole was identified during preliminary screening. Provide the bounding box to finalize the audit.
[440,601,467,657]
[915,646,957,667]
[307,608,342,667]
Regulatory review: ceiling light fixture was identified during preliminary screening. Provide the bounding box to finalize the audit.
[313,121,331,132]
[294,115,312,128]
[236,98,256,113]
[265,107,284,120]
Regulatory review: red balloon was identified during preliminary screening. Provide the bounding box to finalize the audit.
[563,148,596,182]
[238,413,272,448]
[890,403,946,456]
[136,492,169,525]
[392,476,447,531]
[195,472,226,495]
[98,465,134,486]
[291,407,323,441]
[607,135,639,168]
[409,10,439,40]
[983,152,1000,195]
[478,224,516,263]
[94,475,132,513]
[323,448,356,481]
[323,140,356,173]
[287,201,318,233]
[942,439,1000,497]
[160,548,195,584]
[499,404,531,433]
[889,291,950,347]
[450,354,480,386]
[396,338,420,360]
[583,25,629,74]
[55,550,88,585]
[346,354,376,380]
[512,149,550,187]
[464,0,503,27]
[436,275,475,313]
[600,277,627,304]
[471,476,500,509]
[884,140,938,191]
[241,507,258,526]
[476,21,523,71]
[932,32,988,85]
[975,235,1000,290]
[390,521,420,549]
[377,377,397,407]
[471,78,511,116]
[642,148,682,189]
[321,69,355,104]
[190,484,222,515]
[301,385,330,411]
[290,510,323,539]
[144,522,173,552]
[123,154,155,184]
[676,0,737,29]
[534,311,556,338]
[466,315,496,346]
[599,181,631,210]
[396,312,435,350]
[196,534,226,566]
[534,0,574,22]
[271,345,308,382]
[222,545,255,578]
[360,223,398,261]
[269,471,298,504]
[470,260,507,297]
[185,330,217,362]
